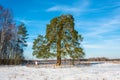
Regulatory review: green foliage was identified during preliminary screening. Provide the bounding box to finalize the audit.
[17,23,28,47]
[33,14,85,65]
[32,35,55,59]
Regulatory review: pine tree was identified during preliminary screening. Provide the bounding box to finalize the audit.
[33,14,85,66]
[17,23,28,47]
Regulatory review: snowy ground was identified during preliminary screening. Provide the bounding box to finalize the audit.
[0,62,120,80]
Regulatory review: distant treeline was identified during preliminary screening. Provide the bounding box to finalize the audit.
[86,57,120,61]
[0,59,24,65]
[22,57,120,64]
[0,57,119,65]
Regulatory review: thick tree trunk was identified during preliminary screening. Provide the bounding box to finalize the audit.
[56,26,63,66]
[56,54,61,66]
[56,37,61,66]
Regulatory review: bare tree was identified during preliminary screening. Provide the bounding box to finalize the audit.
[0,5,28,65]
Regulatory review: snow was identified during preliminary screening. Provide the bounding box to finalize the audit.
[0,62,120,80]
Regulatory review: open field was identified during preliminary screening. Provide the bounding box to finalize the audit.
[0,62,120,80]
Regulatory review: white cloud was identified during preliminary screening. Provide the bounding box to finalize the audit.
[83,36,120,50]
[46,0,89,15]
[82,15,120,37]
[16,18,42,25]
[47,6,80,12]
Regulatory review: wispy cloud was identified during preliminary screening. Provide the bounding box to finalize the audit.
[15,18,46,26]
[47,6,79,12]
[46,0,120,16]
[77,5,120,56]
[86,18,120,37]
[46,0,89,15]
[90,1,120,11]
[77,13,120,38]
[83,38,120,58]
[83,38,120,49]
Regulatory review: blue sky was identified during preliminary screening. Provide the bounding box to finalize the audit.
[0,0,120,59]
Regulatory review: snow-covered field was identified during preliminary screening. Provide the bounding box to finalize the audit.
[0,62,120,80]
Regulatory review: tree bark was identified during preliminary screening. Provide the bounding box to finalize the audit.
[56,26,63,66]
[56,38,61,66]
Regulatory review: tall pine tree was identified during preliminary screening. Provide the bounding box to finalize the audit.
[33,14,85,66]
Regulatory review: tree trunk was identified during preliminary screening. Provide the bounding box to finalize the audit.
[56,26,63,66]
[56,38,61,66]
[56,54,61,66]
[72,58,75,65]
